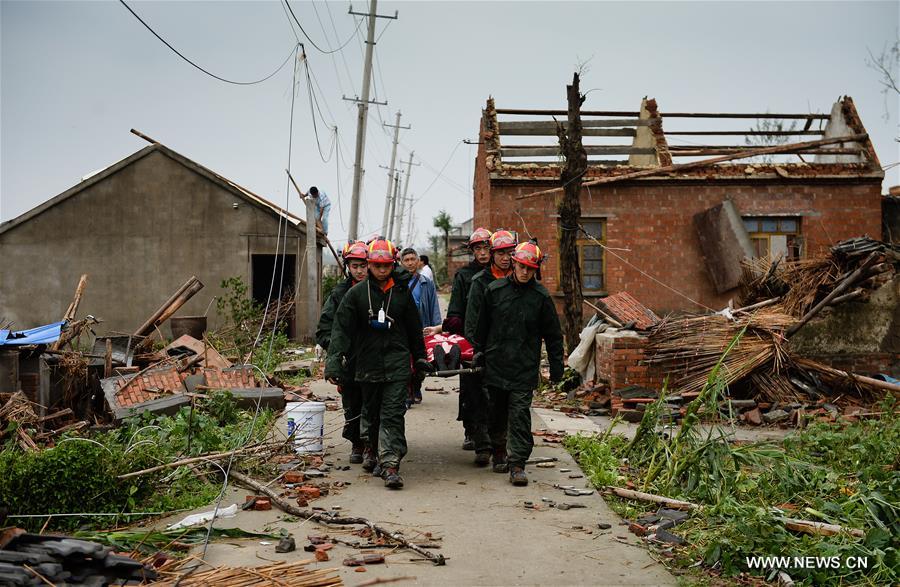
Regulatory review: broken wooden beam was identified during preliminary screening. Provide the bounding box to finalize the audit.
[604,487,700,511]
[786,251,879,336]
[133,276,204,338]
[516,133,869,200]
[777,516,865,538]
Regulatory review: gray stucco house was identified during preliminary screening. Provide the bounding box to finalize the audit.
[0,142,323,340]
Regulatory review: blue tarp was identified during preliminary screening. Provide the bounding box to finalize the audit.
[0,321,64,346]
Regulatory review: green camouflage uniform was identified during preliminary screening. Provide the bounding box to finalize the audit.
[325,269,426,468]
[462,267,504,453]
[474,275,564,468]
[316,276,363,446]
[446,260,487,431]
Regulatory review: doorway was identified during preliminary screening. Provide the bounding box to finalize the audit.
[251,254,297,339]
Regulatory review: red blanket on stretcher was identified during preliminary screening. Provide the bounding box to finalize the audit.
[424,333,474,363]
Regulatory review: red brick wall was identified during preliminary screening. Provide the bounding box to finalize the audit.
[595,332,666,391]
[476,177,883,315]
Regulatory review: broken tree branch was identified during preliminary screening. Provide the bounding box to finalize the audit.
[118,442,278,479]
[230,471,447,566]
[777,516,865,538]
[516,133,870,200]
[603,487,700,511]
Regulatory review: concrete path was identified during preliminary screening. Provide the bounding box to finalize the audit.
[189,376,675,586]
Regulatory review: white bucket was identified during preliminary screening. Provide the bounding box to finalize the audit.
[285,401,326,454]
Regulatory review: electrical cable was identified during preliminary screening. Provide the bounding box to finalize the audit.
[284,0,362,55]
[322,0,358,94]
[418,141,464,198]
[118,0,298,86]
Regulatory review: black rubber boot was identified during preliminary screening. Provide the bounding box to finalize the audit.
[509,466,528,486]
[362,448,377,472]
[349,443,365,464]
[474,451,491,467]
[492,448,508,473]
[382,467,404,489]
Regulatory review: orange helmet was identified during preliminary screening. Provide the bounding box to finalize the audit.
[342,240,368,261]
[512,241,543,268]
[367,238,397,264]
[489,230,517,251]
[468,227,492,248]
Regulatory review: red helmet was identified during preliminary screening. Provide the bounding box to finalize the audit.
[367,238,397,264]
[468,227,492,248]
[342,240,368,261]
[490,230,517,251]
[512,242,543,268]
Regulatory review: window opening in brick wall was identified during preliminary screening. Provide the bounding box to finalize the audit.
[574,219,606,291]
[742,216,802,260]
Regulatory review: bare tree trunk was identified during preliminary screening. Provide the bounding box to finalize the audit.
[557,73,587,353]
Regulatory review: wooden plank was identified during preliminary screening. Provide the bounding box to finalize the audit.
[499,120,649,132]
[661,112,830,119]
[499,126,637,137]
[499,159,627,167]
[501,146,656,157]
[495,109,830,119]
[496,108,640,116]
[665,130,824,136]
[670,148,862,156]
[516,133,869,200]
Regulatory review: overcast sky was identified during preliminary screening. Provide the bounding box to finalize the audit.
[2,0,898,249]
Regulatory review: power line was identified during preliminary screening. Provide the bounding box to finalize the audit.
[419,140,464,198]
[308,0,349,98]
[118,0,297,86]
[284,0,362,55]
[322,0,358,95]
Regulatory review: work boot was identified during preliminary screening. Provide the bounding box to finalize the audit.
[492,448,508,473]
[509,466,528,486]
[349,443,365,464]
[461,435,475,451]
[382,467,404,489]
[474,451,491,467]
[361,448,377,472]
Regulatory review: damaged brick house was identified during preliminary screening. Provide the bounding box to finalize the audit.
[0,139,324,339]
[472,95,897,380]
[473,96,884,313]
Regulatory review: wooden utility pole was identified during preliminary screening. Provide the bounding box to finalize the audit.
[345,1,397,240]
[557,72,587,353]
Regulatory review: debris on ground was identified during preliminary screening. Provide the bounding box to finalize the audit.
[0,528,157,585]
[150,558,342,586]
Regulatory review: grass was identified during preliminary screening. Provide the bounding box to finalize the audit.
[564,333,899,586]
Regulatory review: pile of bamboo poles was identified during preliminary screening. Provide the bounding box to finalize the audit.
[150,558,343,586]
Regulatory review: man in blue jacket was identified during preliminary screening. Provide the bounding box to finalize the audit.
[400,247,441,404]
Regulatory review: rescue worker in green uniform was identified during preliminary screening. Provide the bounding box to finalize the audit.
[463,229,517,470]
[441,227,493,450]
[316,241,369,464]
[324,238,432,489]
[473,241,564,486]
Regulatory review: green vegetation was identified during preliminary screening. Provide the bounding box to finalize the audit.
[209,276,293,374]
[565,334,899,585]
[0,392,275,532]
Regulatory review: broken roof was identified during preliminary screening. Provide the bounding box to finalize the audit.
[481,96,883,183]
[0,140,321,240]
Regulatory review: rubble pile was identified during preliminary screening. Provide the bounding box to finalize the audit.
[0,528,156,586]
[644,238,899,412]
